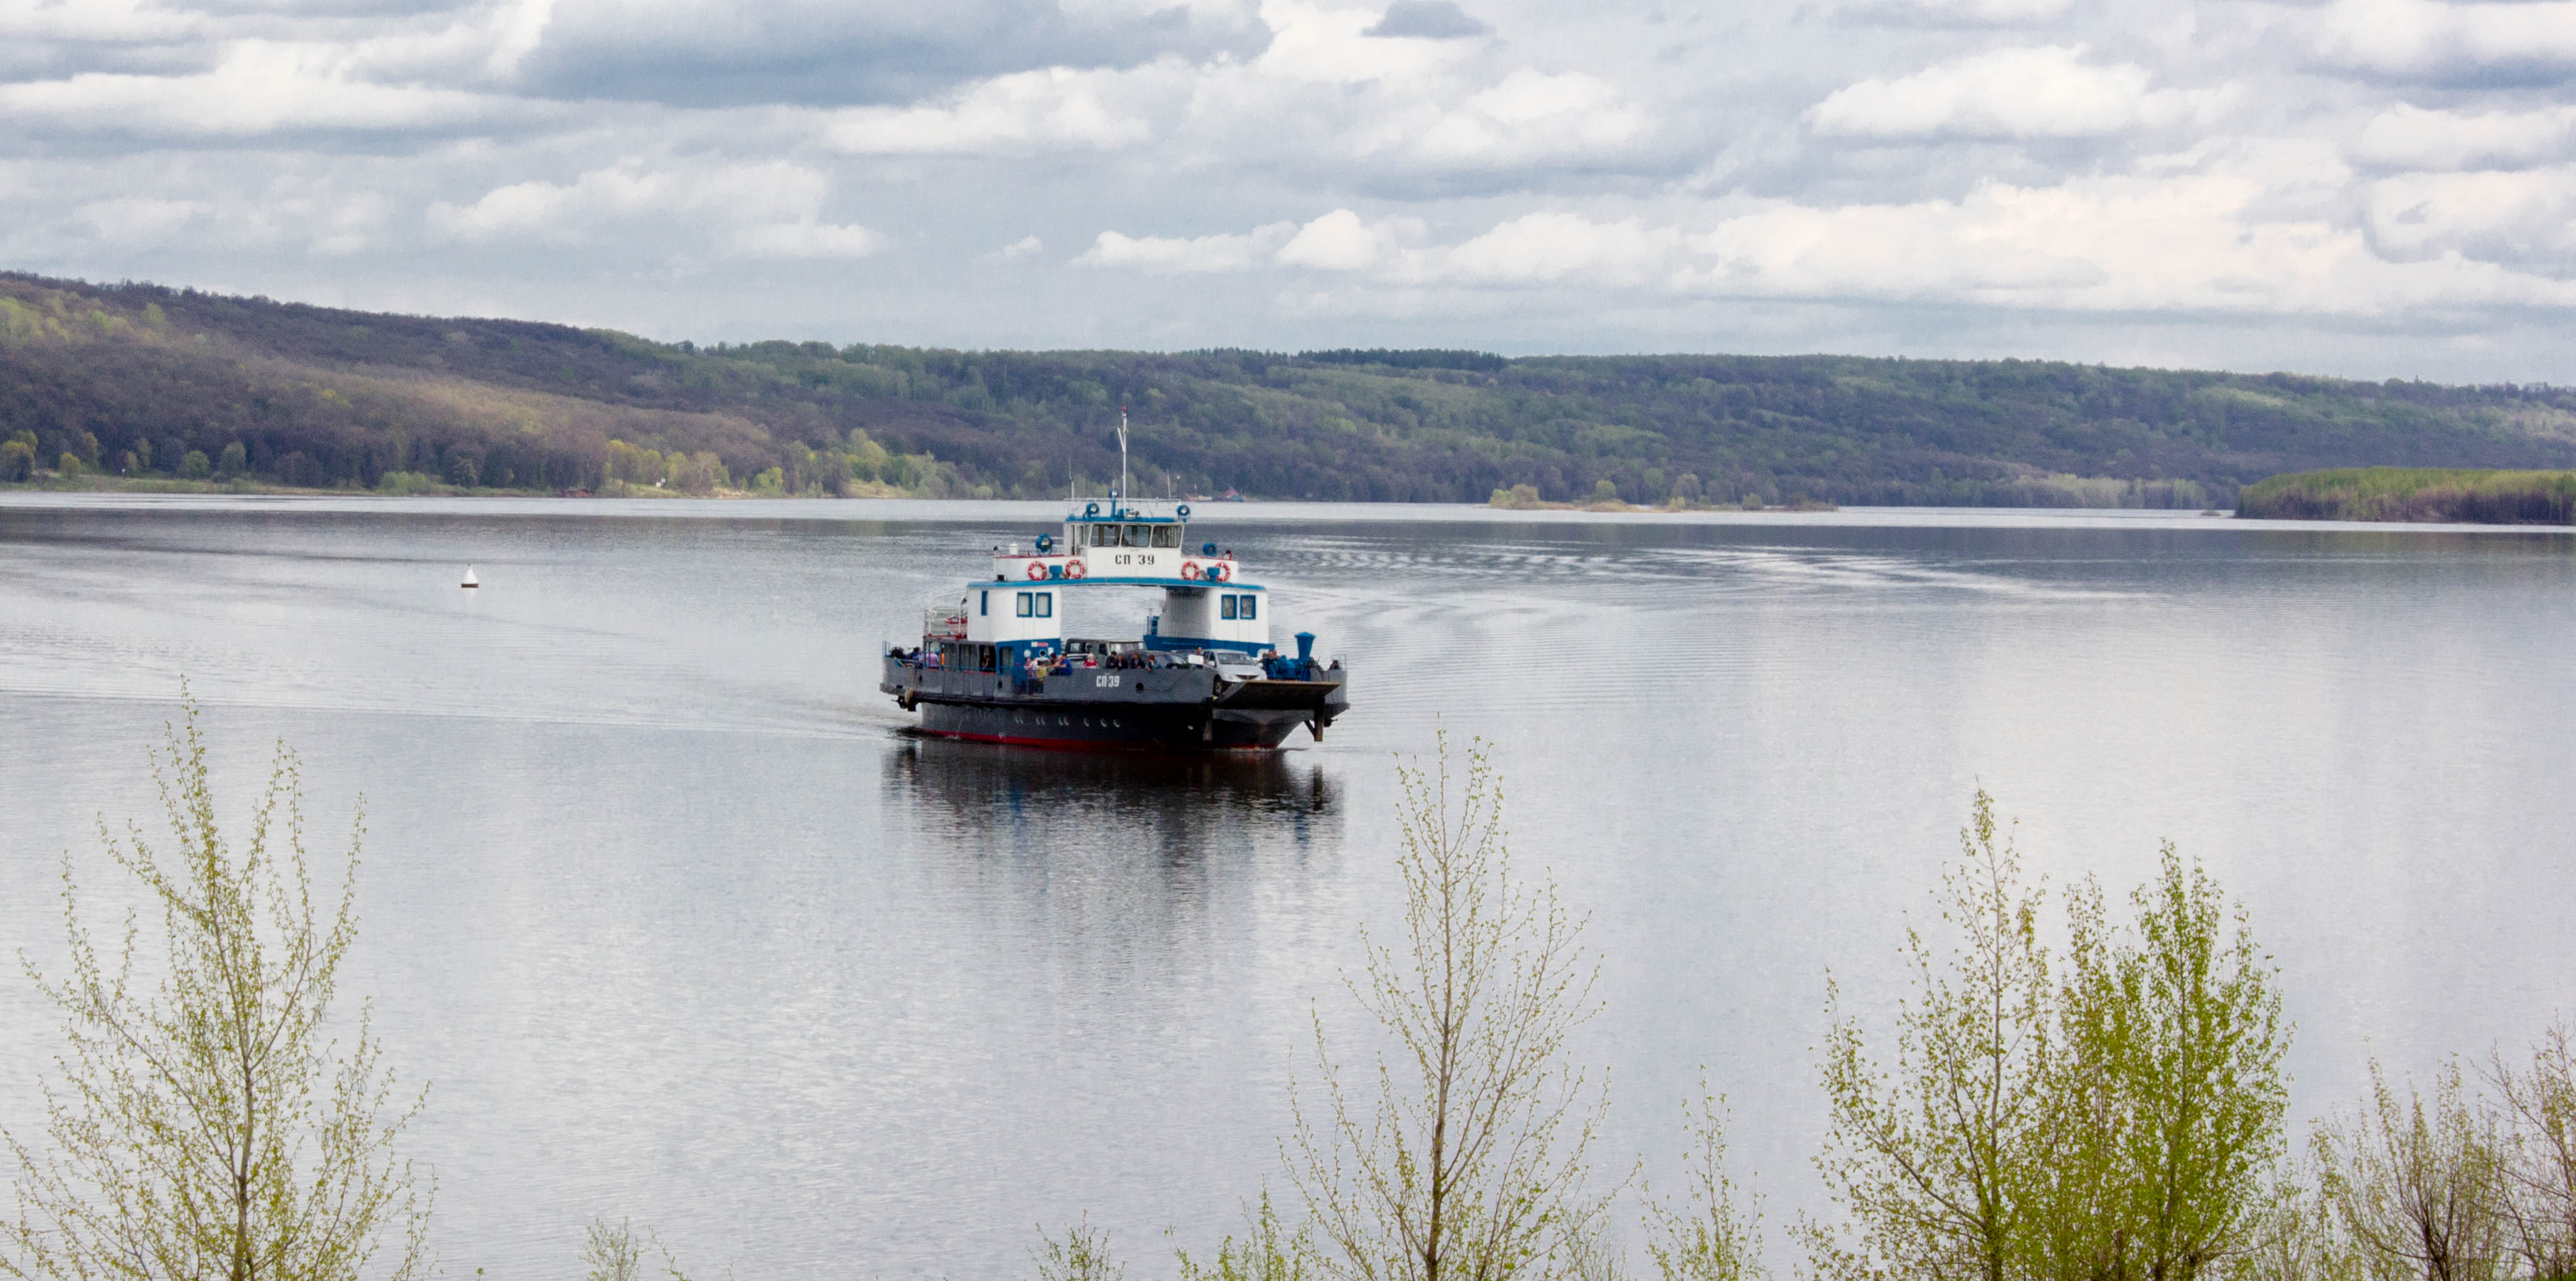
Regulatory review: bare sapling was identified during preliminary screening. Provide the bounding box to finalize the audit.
[2481,1023,2576,1281]
[1,696,431,1281]
[2314,1061,2506,1281]
[1644,1081,1765,1281]
[1034,1215,1125,1281]
[1289,733,1611,1281]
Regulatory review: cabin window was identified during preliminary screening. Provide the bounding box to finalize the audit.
[979,590,989,616]
[1222,595,1239,621]
[979,645,996,671]
[1119,524,1143,547]
[1036,592,1053,618]
[1153,525,1181,548]
[1240,595,1257,621]
[1016,592,1033,618]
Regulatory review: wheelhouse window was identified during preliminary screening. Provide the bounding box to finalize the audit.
[1222,595,1239,620]
[1016,592,1033,617]
[1153,525,1182,548]
[1036,592,1054,618]
[1126,524,1151,547]
[1240,594,1256,620]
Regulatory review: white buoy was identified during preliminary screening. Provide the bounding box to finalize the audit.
[461,564,479,589]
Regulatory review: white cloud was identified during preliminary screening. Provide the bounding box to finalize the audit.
[997,234,1045,260]
[1274,208,1422,270]
[1808,45,2207,140]
[2354,104,2576,171]
[1078,221,1299,272]
[75,197,207,245]
[2367,168,2576,270]
[826,66,1153,155]
[1079,145,2576,317]
[2315,0,2576,77]
[0,40,520,136]
[1440,212,1683,286]
[429,160,877,258]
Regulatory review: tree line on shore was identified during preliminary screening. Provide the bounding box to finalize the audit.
[4,720,2566,1281]
[10,271,2576,508]
[2237,468,2576,523]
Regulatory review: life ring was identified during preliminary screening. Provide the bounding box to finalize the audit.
[1066,559,1088,579]
[1026,561,1046,581]
[1207,562,1230,582]
[1182,562,1201,580]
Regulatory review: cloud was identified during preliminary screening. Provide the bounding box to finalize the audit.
[1807,45,2205,140]
[0,40,523,136]
[75,197,207,245]
[505,0,1273,108]
[428,159,878,258]
[1363,1,1490,39]
[2354,104,2576,170]
[825,66,1152,155]
[996,234,1044,260]
[1078,143,2576,317]
[1441,212,1683,286]
[2366,168,2576,273]
[2314,0,2576,80]
[1397,69,1655,164]
[1834,0,2073,28]
[1274,208,1422,270]
[1077,221,1299,272]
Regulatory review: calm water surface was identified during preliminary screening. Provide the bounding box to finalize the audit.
[2,495,2571,1279]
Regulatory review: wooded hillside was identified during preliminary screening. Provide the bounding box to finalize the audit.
[7,271,2575,505]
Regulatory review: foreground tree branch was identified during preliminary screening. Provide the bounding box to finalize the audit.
[2,696,431,1281]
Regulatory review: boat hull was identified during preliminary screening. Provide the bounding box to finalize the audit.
[884,656,1347,753]
[914,699,1310,751]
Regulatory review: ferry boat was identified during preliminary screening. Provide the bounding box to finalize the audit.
[880,492,1350,751]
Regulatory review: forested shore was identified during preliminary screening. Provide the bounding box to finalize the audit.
[9,271,2576,508]
[2237,467,2576,523]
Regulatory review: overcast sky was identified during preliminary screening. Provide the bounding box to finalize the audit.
[8,0,2576,379]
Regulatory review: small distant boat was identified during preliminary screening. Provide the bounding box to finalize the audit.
[461,565,479,589]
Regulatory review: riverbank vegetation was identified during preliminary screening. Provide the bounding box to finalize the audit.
[10,272,2576,507]
[2236,467,2576,522]
[12,719,2576,1281]
[2,697,429,1281]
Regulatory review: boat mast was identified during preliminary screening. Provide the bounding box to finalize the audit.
[1117,407,1130,516]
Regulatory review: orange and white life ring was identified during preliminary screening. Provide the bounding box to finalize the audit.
[1206,561,1230,582]
[1066,559,1088,580]
[1181,562,1201,580]
[1026,561,1046,581]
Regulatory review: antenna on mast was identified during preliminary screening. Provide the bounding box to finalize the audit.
[1117,406,1130,516]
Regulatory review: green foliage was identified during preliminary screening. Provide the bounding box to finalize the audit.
[1178,1191,1318,1281]
[0,697,431,1281]
[2314,1063,2506,1281]
[8,272,2576,502]
[216,441,246,478]
[1645,1085,1766,1281]
[1289,733,1611,1281]
[179,449,210,479]
[1810,793,2293,1281]
[2236,469,2576,523]
[1810,789,2055,1281]
[1034,1217,1124,1281]
[0,438,32,483]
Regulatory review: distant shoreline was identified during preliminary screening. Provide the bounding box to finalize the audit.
[2236,467,2576,524]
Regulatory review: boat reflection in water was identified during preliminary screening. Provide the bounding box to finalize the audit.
[881,734,1340,866]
